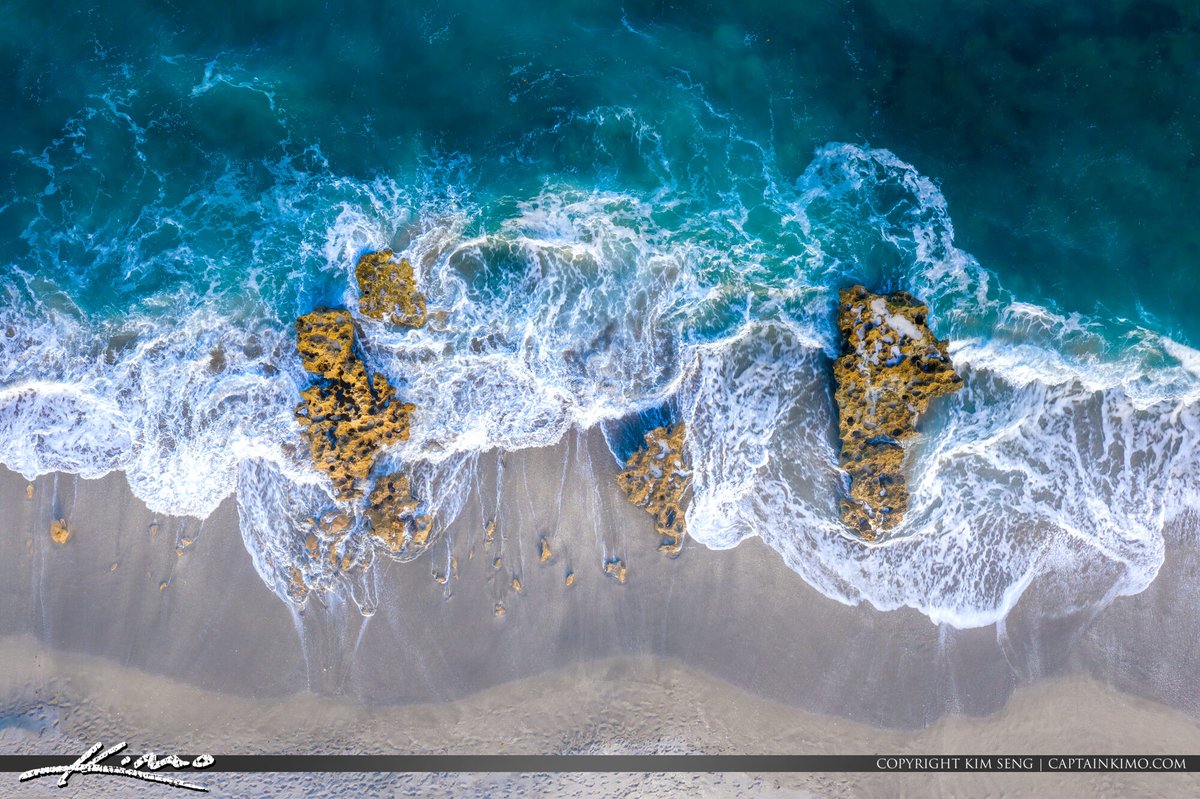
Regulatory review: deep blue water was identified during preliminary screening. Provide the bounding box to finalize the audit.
[4,1,1199,336]
[2,1,1199,626]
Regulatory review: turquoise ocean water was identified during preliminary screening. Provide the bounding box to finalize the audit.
[2,1,1199,627]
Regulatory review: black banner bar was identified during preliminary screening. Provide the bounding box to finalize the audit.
[1,755,1197,773]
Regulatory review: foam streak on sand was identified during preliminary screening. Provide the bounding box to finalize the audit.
[2,141,1200,628]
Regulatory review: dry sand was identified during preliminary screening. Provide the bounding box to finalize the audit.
[2,427,1199,797]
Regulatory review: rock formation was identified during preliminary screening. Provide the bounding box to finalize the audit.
[832,285,962,540]
[615,423,691,555]
[294,308,414,500]
[604,557,628,583]
[364,472,433,559]
[355,249,428,328]
[49,518,70,544]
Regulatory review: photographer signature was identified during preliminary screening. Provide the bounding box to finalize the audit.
[19,741,214,792]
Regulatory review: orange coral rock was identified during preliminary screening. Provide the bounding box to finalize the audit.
[604,557,628,583]
[355,249,428,328]
[294,309,414,500]
[49,518,70,544]
[833,286,963,540]
[615,423,691,555]
[365,472,433,559]
[287,566,309,604]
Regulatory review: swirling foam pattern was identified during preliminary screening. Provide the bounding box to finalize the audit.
[2,48,1198,627]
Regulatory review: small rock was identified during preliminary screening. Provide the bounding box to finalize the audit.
[49,519,70,545]
[604,557,627,584]
[293,309,415,500]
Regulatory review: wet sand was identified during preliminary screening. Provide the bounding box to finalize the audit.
[3,428,1199,796]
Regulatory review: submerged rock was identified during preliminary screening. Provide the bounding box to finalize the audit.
[615,423,691,555]
[294,308,415,500]
[287,566,309,604]
[365,472,433,560]
[355,249,428,328]
[832,285,963,540]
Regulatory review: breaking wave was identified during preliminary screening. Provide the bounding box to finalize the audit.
[2,77,1197,629]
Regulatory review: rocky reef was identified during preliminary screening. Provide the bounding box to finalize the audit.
[355,249,428,328]
[294,308,415,501]
[616,423,691,555]
[287,256,439,603]
[833,285,962,540]
[364,472,433,560]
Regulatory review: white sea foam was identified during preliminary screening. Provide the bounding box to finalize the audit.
[681,327,1194,627]
[2,137,1197,627]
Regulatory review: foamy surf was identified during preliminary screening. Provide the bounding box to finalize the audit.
[2,139,1198,629]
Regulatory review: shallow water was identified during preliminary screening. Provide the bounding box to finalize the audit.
[1,1,1198,627]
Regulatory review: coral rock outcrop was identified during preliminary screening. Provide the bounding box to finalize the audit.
[294,308,414,500]
[604,557,628,583]
[616,424,691,555]
[355,249,428,328]
[49,518,70,544]
[365,472,433,559]
[833,285,962,540]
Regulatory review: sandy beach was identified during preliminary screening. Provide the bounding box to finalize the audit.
[3,428,1199,797]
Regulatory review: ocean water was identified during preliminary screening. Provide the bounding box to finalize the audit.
[2,1,1199,628]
